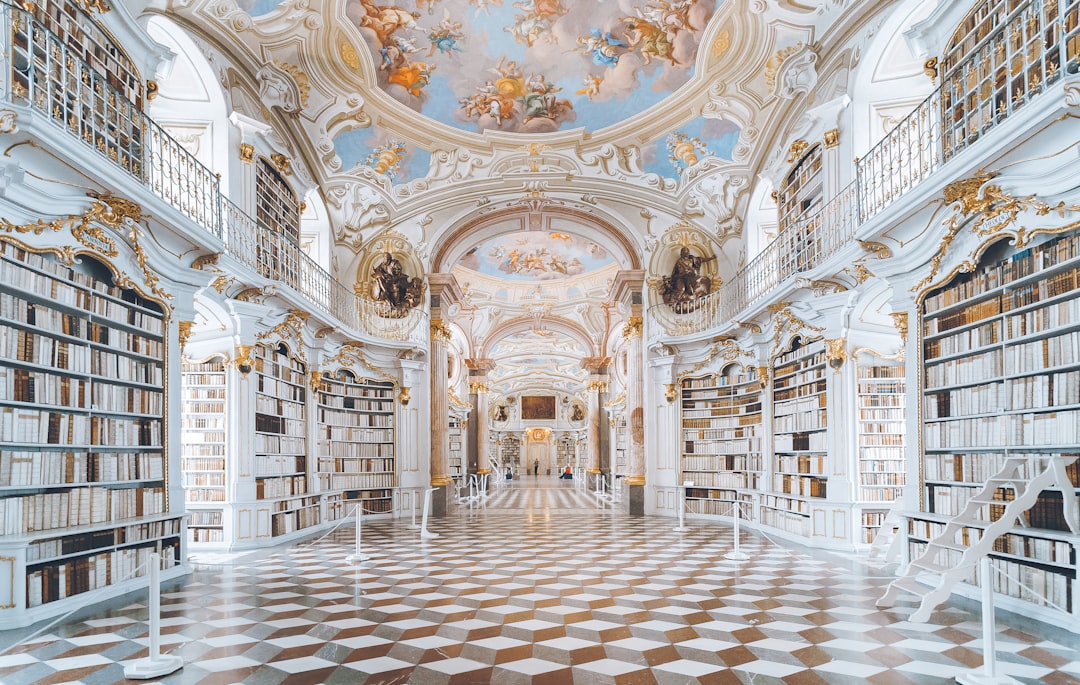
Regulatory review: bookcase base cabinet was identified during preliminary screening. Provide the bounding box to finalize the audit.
[0,519,190,629]
[684,502,859,551]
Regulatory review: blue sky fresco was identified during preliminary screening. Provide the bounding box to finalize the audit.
[641,117,742,179]
[333,129,432,184]
[456,232,616,281]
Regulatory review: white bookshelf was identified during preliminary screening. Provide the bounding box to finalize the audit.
[448,413,464,480]
[316,370,395,520]
[856,356,906,544]
[915,231,1080,615]
[612,415,628,476]
[253,343,318,537]
[180,358,227,545]
[680,365,762,518]
[0,241,182,626]
[767,337,827,536]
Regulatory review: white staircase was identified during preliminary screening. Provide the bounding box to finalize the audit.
[867,508,904,567]
[878,454,1079,622]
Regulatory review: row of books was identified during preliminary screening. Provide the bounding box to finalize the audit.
[255,475,308,499]
[189,510,223,526]
[86,296,163,335]
[683,391,762,407]
[183,473,224,487]
[323,426,394,442]
[762,494,810,514]
[0,486,164,535]
[318,408,393,427]
[27,540,178,607]
[859,435,905,447]
[859,365,905,379]
[774,431,827,452]
[682,455,762,472]
[859,409,906,422]
[682,426,758,441]
[1008,329,1080,373]
[317,377,393,397]
[1010,409,1080,445]
[860,472,905,485]
[319,473,396,490]
[682,472,754,489]
[0,408,161,446]
[773,347,825,373]
[681,372,759,390]
[922,231,1080,313]
[1008,370,1080,410]
[682,438,761,455]
[255,383,306,409]
[90,384,163,415]
[858,486,901,502]
[924,319,1000,359]
[86,324,163,358]
[777,453,826,475]
[773,367,827,390]
[189,528,224,542]
[254,413,305,437]
[255,360,306,386]
[272,495,320,514]
[182,443,224,457]
[924,383,1002,418]
[2,329,91,373]
[774,473,827,498]
[89,349,163,386]
[318,456,394,473]
[27,518,182,563]
[858,393,906,407]
[860,420,905,433]
[1001,266,1080,313]
[181,372,225,387]
[253,454,305,476]
[183,417,225,432]
[180,457,225,472]
[271,505,321,537]
[760,506,810,535]
[1005,297,1080,338]
[186,488,225,502]
[183,401,225,414]
[923,297,1001,336]
[924,416,1005,448]
[773,395,827,418]
[254,434,305,455]
[925,348,1003,389]
[0,450,163,487]
[323,442,394,458]
[317,395,393,412]
[0,261,89,314]
[681,407,761,421]
[776,411,828,436]
[0,368,87,408]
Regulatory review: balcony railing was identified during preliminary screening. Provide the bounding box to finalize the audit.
[650,0,1078,337]
[0,1,426,345]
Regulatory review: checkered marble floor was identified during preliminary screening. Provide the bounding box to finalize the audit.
[2,480,1078,684]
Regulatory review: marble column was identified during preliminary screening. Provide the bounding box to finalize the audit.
[623,316,645,515]
[473,378,490,474]
[429,319,453,516]
[586,383,602,474]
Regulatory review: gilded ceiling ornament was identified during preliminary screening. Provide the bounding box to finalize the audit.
[890,312,909,347]
[322,342,398,383]
[856,239,893,259]
[621,316,643,339]
[341,42,360,70]
[712,29,731,57]
[823,128,840,149]
[765,301,792,314]
[448,389,471,411]
[719,338,753,362]
[239,143,254,163]
[234,285,274,303]
[91,194,142,229]
[126,224,172,303]
[430,319,453,342]
[943,172,998,215]
[314,326,335,339]
[739,321,762,334]
[585,380,609,393]
[0,110,17,134]
[765,43,804,89]
[825,337,847,370]
[676,344,720,382]
[256,310,310,361]
[178,321,194,352]
[795,278,847,295]
[191,252,221,270]
[845,263,873,284]
[275,61,311,108]
[769,306,824,360]
[146,80,159,102]
[923,57,939,83]
[210,276,235,294]
[270,153,291,175]
[786,140,809,163]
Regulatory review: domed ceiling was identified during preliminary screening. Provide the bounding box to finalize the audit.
[457,231,616,281]
[244,0,723,136]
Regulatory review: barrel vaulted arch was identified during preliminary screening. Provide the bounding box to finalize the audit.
[480,316,598,361]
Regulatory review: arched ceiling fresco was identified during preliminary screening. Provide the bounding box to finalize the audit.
[455,231,616,281]
[488,329,590,394]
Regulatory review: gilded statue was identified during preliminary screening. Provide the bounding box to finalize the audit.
[661,247,716,311]
[371,252,424,315]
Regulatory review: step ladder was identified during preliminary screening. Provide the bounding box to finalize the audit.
[877,454,1078,622]
[867,508,905,567]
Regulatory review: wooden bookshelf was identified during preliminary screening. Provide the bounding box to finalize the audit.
[856,357,906,544]
[917,231,1080,614]
[316,370,395,519]
[0,241,181,626]
[768,337,826,534]
[680,365,763,519]
[180,358,226,545]
[253,343,317,536]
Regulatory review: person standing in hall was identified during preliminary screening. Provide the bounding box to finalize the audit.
[533,458,539,476]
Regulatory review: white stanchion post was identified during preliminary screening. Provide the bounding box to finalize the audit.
[123,553,184,679]
[409,489,419,529]
[346,504,370,562]
[956,558,1020,685]
[421,487,441,539]
[725,501,750,561]
[674,480,691,532]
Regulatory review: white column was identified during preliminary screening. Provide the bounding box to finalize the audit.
[625,316,645,486]
[429,320,452,487]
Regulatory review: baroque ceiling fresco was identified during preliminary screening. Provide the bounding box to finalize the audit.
[455,232,617,281]
[488,330,590,394]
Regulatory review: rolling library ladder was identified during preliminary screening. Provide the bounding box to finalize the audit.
[877,454,1079,622]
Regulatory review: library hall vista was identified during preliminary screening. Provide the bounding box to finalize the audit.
[0,0,1079,683]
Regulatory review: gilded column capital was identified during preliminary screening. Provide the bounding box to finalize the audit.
[825,337,847,370]
[823,128,840,149]
[623,475,646,486]
[622,316,643,339]
[468,380,490,394]
[178,320,194,352]
[431,475,453,487]
[239,143,254,163]
[430,319,452,342]
[586,379,608,393]
[890,312,909,346]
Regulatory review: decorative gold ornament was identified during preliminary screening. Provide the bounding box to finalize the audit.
[398,386,411,405]
[675,344,721,382]
[823,128,840,149]
[712,28,731,57]
[75,0,110,12]
[786,139,809,163]
[765,42,803,89]
[622,316,643,339]
[623,475,646,486]
[210,276,234,294]
[275,61,310,108]
[146,80,159,102]
[430,319,452,342]
[322,342,397,384]
[270,153,291,175]
[0,109,17,134]
[234,345,255,374]
[756,365,770,389]
[178,321,194,351]
[341,42,360,70]
[585,380,609,393]
[468,380,490,394]
[739,321,762,334]
[825,338,847,370]
[192,253,220,271]
[846,264,873,284]
[765,301,792,314]
[923,57,939,83]
[943,172,998,215]
[857,239,893,259]
[314,326,335,339]
[769,306,824,360]
[891,312,909,346]
[91,194,142,229]
[257,310,309,361]
[664,383,677,403]
[239,143,255,163]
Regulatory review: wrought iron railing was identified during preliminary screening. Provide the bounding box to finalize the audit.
[649,0,1076,337]
[0,1,426,344]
